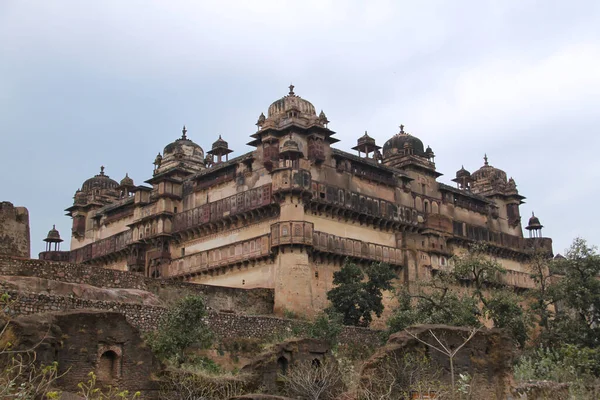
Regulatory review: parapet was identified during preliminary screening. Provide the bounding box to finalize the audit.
[0,201,30,258]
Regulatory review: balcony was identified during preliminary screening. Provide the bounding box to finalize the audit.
[271,221,314,247]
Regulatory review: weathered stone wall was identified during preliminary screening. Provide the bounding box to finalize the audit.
[7,311,161,397]
[0,256,274,314]
[1,287,381,346]
[0,202,30,258]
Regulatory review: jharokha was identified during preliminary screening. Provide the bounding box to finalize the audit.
[41,86,552,318]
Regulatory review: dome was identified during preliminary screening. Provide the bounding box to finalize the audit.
[81,166,118,192]
[526,212,543,230]
[456,166,471,178]
[159,126,205,172]
[119,173,134,187]
[267,85,316,118]
[382,125,425,158]
[44,225,63,243]
[163,126,204,159]
[212,135,228,150]
[471,154,507,183]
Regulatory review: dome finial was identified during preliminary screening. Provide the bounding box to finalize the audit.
[182,125,188,140]
[484,153,488,166]
[100,166,105,175]
[399,124,405,134]
[288,84,295,96]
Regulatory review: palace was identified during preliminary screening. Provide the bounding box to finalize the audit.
[40,86,552,317]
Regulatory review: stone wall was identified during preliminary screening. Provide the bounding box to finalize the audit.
[7,311,161,397]
[0,256,274,314]
[1,287,381,346]
[0,202,30,258]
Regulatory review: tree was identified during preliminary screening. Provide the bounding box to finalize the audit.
[146,295,214,364]
[389,244,531,347]
[547,238,600,348]
[326,260,395,327]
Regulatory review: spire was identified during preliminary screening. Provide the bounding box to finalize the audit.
[484,153,488,166]
[288,84,295,96]
[181,125,188,140]
[399,124,405,134]
[100,166,105,176]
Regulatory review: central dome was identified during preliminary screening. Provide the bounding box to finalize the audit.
[81,166,118,192]
[382,125,425,158]
[267,85,316,118]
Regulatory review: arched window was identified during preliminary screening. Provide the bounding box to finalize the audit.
[98,350,121,381]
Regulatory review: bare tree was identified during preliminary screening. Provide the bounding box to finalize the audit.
[358,352,450,400]
[404,327,481,394]
[0,293,67,399]
[159,368,247,400]
[279,359,345,400]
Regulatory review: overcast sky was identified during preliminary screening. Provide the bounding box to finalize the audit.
[1,0,599,257]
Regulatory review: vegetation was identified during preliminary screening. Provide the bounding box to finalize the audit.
[326,260,395,327]
[388,244,530,347]
[279,359,345,400]
[77,371,141,400]
[145,295,214,365]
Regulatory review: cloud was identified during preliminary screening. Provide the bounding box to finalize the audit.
[0,0,598,256]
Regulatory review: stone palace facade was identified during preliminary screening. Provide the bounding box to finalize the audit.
[42,86,552,317]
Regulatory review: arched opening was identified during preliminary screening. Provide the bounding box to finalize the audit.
[98,350,119,381]
[277,356,288,376]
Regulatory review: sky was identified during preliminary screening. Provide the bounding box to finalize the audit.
[1,0,599,257]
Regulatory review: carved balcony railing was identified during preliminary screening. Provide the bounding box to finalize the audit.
[70,229,133,264]
[271,221,314,247]
[173,184,273,233]
[309,181,422,227]
[312,230,403,265]
[167,235,271,278]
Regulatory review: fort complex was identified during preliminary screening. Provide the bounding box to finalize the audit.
[39,86,552,317]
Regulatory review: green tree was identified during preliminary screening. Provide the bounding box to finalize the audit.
[389,244,531,347]
[146,295,213,364]
[326,261,395,327]
[548,238,600,348]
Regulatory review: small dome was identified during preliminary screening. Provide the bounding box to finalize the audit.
[526,212,543,230]
[456,166,471,178]
[212,135,229,150]
[267,85,316,118]
[382,125,425,158]
[44,225,63,243]
[120,173,134,187]
[81,166,118,192]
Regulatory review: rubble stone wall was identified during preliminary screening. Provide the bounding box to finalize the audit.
[0,256,274,314]
[1,287,380,346]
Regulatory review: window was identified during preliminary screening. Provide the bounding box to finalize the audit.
[181,248,185,257]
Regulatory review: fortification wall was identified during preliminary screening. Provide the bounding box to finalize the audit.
[0,202,30,258]
[0,256,274,315]
[0,287,380,346]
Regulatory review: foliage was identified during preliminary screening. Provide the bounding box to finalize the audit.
[547,238,600,348]
[514,345,600,399]
[389,244,531,347]
[307,312,343,346]
[387,277,480,333]
[158,368,247,400]
[326,260,395,327]
[145,295,213,364]
[279,359,345,400]
[77,371,141,400]
[179,354,221,375]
